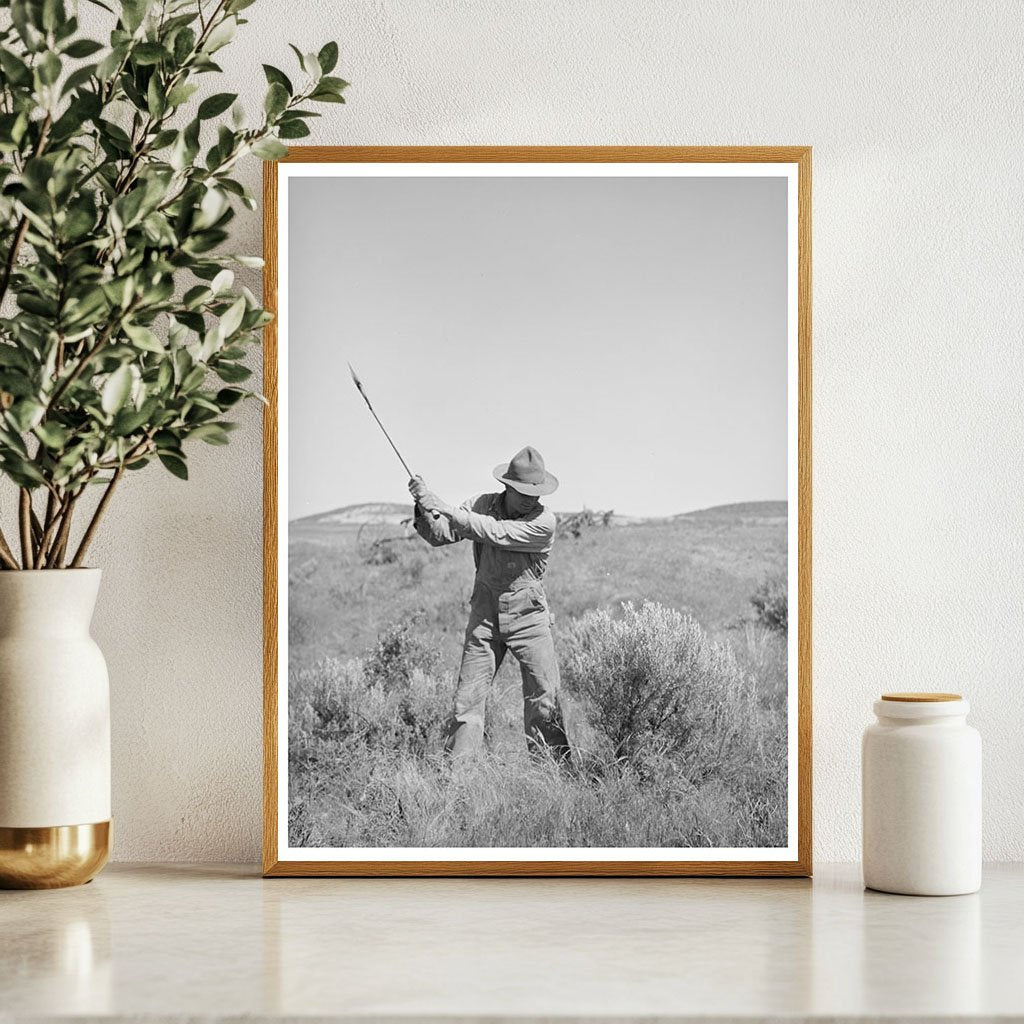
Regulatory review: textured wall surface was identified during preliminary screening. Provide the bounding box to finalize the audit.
[78,1,1023,862]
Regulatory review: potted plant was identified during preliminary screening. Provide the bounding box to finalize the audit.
[0,0,344,887]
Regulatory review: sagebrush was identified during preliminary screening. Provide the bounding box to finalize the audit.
[751,571,788,632]
[289,600,787,849]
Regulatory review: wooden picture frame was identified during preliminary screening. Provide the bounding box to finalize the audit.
[263,147,812,877]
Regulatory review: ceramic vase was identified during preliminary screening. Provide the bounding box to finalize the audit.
[0,569,111,888]
[862,692,981,896]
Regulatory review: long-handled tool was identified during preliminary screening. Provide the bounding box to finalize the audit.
[348,362,415,477]
[348,363,438,518]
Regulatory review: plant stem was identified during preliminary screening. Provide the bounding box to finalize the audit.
[29,506,43,545]
[18,489,34,569]
[35,487,65,566]
[70,466,123,568]
[42,486,56,529]
[0,526,19,570]
[45,491,79,569]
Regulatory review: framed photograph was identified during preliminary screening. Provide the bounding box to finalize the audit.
[263,147,811,876]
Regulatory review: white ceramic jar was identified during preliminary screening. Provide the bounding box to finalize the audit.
[862,692,981,896]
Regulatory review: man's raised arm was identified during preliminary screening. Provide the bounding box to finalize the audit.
[450,504,554,553]
[408,475,464,547]
[412,503,461,547]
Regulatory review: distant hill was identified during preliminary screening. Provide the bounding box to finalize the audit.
[292,502,410,526]
[676,501,787,520]
[293,499,787,526]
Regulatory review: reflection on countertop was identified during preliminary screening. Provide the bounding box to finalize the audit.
[2,862,1021,1020]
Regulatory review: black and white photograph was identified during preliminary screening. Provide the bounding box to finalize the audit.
[267,150,810,874]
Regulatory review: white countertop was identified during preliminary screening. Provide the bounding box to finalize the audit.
[2,862,1022,1021]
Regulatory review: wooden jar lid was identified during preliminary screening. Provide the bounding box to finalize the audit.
[881,692,962,702]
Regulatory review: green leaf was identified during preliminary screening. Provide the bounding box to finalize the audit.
[112,404,151,435]
[317,41,339,75]
[168,118,200,170]
[121,0,154,33]
[34,421,70,449]
[154,429,182,453]
[101,364,133,414]
[195,186,227,229]
[149,128,177,149]
[277,120,310,140]
[166,81,199,107]
[210,269,233,294]
[1,455,46,487]
[300,51,321,80]
[147,74,166,118]
[123,321,164,353]
[251,137,287,160]
[198,91,236,119]
[176,311,206,333]
[10,399,45,432]
[262,63,292,95]
[10,1,44,52]
[215,388,246,408]
[264,81,288,117]
[38,51,62,86]
[98,118,132,148]
[287,43,319,80]
[203,16,236,53]
[158,452,188,479]
[132,42,168,66]
[197,327,220,362]
[61,202,96,240]
[310,88,346,104]
[63,288,108,327]
[0,50,33,87]
[102,276,135,309]
[319,76,349,93]
[181,365,206,391]
[59,61,97,98]
[41,0,66,32]
[214,362,251,383]
[96,43,128,81]
[18,293,58,317]
[113,187,148,228]
[0,346,29,371]
[156,359,173,391]
[0,422,30,456]
[189,422,230,445]
[58,14,80,41]
[181,284,208,307]
[63,38,104,58]
[218,296,246,339]
[173,26,196,65]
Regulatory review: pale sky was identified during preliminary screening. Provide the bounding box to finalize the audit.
[286,174,788,519]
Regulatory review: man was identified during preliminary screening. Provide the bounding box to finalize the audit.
[409,446,571,761]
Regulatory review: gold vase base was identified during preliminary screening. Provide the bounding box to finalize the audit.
[0,821,111,889]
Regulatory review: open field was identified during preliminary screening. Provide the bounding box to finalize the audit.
[287,502,789,849]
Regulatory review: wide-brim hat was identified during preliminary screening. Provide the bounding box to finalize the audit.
[493,446,559,497]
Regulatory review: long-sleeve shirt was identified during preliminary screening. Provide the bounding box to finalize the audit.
[414,492,556,592]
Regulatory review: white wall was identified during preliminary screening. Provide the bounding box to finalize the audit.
[83,1,1024,863]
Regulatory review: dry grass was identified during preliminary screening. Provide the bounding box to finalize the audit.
[287,509,789,850]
